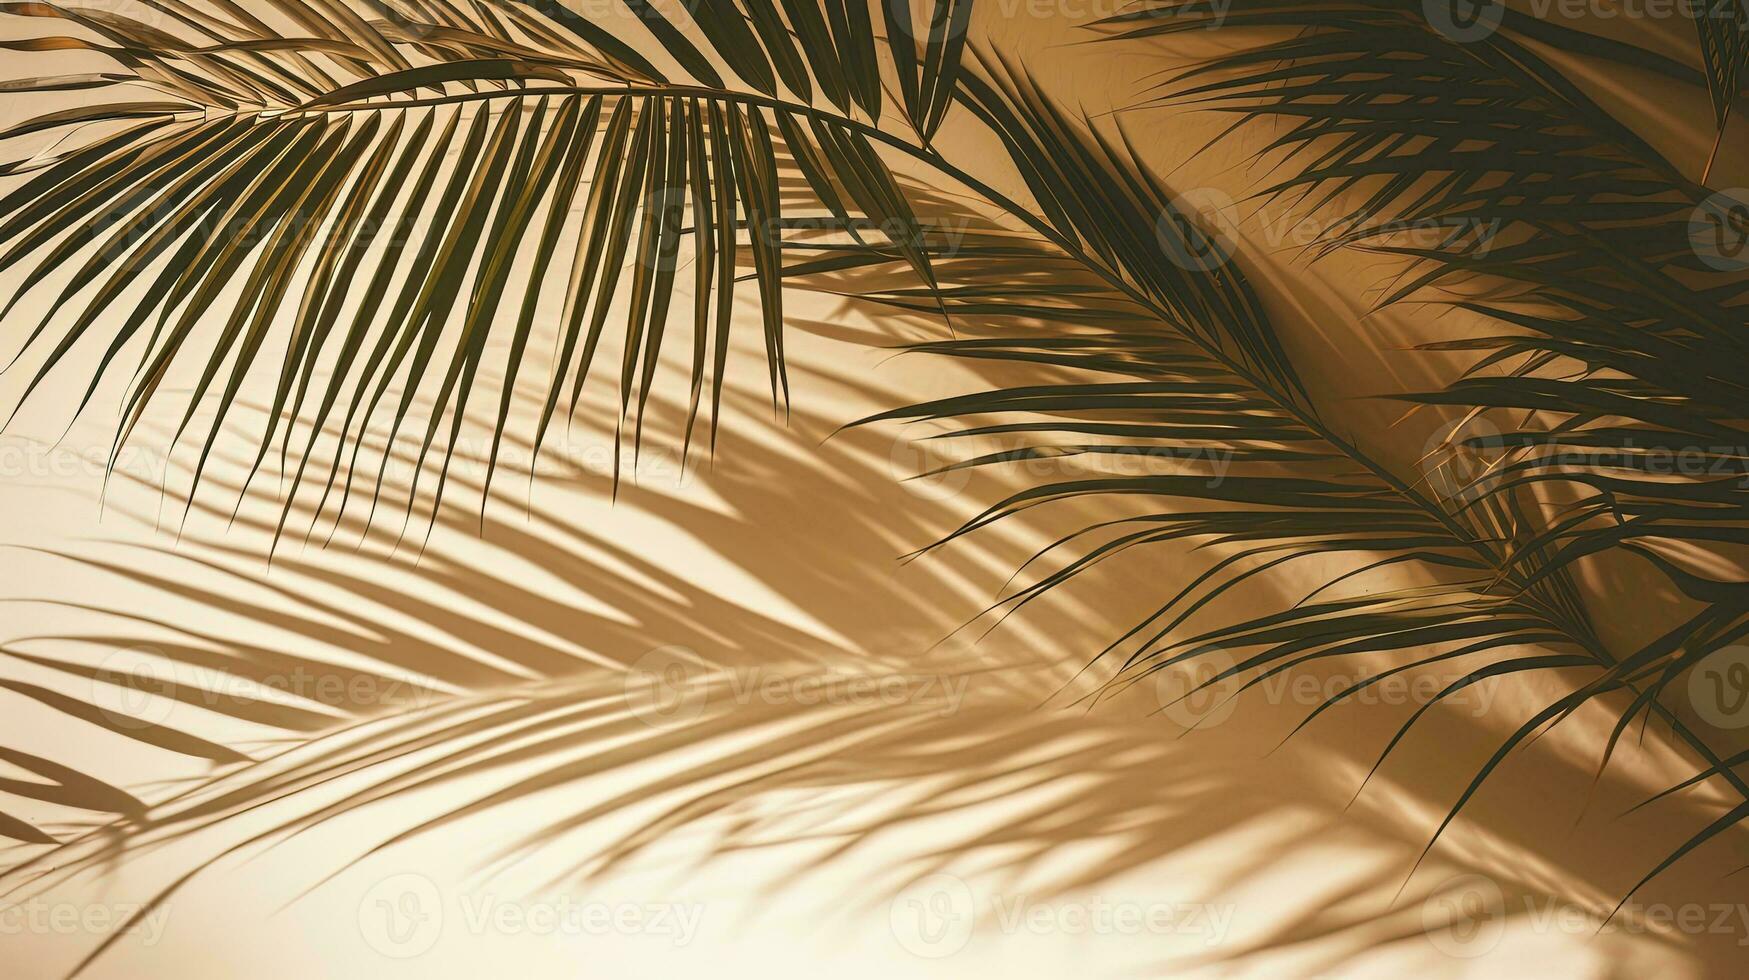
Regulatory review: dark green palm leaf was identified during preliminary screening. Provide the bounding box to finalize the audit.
[0,0,977,540]
[856,52,1749,901]
[1090,0,1749,895]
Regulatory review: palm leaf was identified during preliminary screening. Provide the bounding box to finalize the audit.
[1093,3,1749,560]
[850,52,1749,900]
[1690,0,1749,175]
[1086,0,1749,893]
[0,0,1742,925]
[0,0,974,544]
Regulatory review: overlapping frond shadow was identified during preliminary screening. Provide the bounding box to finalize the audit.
[2,366,1743,976]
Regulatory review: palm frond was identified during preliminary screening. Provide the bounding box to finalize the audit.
[1096,2,1749,548]
[1690,0,1749,173]
[1082,0,1749,891]
[0,0,975,544]
[851,52,1749,899]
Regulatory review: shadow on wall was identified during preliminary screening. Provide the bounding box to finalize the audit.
[0,363,1744,976]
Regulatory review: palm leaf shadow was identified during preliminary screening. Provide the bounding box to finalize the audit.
[2,373,1744,976]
